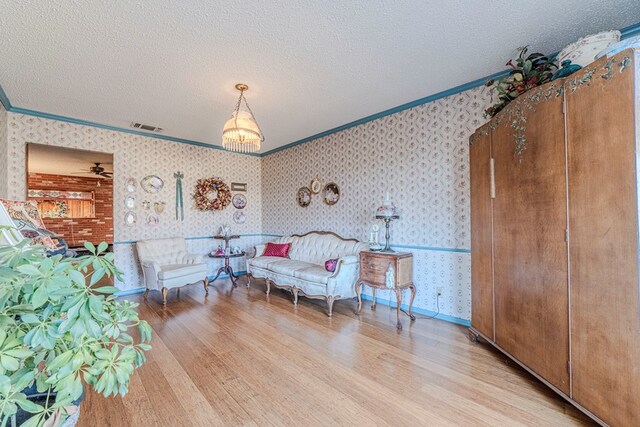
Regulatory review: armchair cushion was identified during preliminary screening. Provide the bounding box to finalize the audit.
[158,263,207,280]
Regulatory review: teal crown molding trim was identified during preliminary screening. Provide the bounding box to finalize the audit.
[3,102,261,158]
[0,85,12,111]
[261,21,640,157]
[2,21,638,159]
[115,270,248,297]
[358,294,471,327]
[260,69,508,157]
[621,21,640,38]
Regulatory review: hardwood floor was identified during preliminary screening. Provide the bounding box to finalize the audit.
[78,277,595,426]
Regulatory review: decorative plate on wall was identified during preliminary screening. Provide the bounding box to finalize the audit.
[232,194,247,209]
[297,187,311,207]
[140,175,164,193]
[146,213,159,226]
[322,182,340,206]
[124,195,135,210]
[126,178,137,193]
[124,211,137,227]
[310,177,322,194]
[233,210,246,224]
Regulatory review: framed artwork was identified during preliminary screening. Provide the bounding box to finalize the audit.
[310,177,322,194]
[322,182,340,205]
[231,182,247,192]
[232,194,247,209]
[297,187,311,207]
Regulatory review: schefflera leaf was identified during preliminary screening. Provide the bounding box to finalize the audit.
[0,240,152,427]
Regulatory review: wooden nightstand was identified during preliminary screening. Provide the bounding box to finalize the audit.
[355,251,416,329]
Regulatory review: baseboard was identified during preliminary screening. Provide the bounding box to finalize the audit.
[358,293,471,327]
[115,271,247,297]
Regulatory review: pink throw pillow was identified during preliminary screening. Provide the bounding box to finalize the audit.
[262,242,291,258]
[325,258,338,272]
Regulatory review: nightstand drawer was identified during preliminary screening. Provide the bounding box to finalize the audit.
[360,258,392,275]
[360,266,385,284]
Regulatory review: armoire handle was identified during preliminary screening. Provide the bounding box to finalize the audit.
[490,158,496,199]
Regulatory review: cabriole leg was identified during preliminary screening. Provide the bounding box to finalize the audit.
[161,287,168,305]
[327,296,335,317]
[394,289,403,330]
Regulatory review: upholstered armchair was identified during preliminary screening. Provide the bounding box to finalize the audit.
[136,237,209,305]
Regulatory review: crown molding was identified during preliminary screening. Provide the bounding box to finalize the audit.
[1,21,638,158]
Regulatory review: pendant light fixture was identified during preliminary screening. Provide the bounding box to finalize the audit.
[222,83,264,153]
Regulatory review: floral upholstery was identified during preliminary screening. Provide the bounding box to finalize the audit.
[0,198,67,255]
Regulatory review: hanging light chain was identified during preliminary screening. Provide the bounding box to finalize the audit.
[241,94,265,142]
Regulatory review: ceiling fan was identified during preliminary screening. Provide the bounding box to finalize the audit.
[72,162,113,179]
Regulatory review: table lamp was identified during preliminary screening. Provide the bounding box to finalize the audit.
[375,193,399,252]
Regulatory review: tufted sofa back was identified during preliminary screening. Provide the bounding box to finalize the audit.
[136,237,187,266]
[275,232,368,265]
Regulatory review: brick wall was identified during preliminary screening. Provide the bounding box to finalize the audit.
[27,173,113,247]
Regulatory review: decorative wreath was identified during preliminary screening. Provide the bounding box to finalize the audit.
[194,177,232,211]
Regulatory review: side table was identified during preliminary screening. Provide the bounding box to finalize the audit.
[355,251,416,329]
[208,251,246,287]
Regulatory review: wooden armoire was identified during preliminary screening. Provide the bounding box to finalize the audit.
[469,48,640,426]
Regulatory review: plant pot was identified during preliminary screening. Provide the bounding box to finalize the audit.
[12,385,85,427]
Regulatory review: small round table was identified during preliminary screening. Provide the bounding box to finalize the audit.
[208,251,246,287]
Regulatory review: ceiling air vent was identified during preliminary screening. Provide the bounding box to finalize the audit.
[130,122,164,132]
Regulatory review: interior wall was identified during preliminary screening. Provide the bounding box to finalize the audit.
[0,103,7,198]
[5,112,263,291]
[27,173,114,247]
[261,86,491,323]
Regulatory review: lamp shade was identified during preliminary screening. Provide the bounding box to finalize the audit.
[222,110,262,153]
[375,192,399,219]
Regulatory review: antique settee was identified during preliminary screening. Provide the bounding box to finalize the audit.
[247,231,368,316]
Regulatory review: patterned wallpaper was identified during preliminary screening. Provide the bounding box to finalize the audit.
[0,103,7,198]
[261,86,492,321]
[4,112,263,290]
[2,85,492,321]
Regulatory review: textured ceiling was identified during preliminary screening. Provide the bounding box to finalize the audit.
[28,144,113,178]
[1,1,639,153]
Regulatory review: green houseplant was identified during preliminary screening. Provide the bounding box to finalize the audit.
[484,46,558,118]
[0,236,152,427]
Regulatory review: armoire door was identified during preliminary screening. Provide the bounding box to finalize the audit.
[470,129,494,340]
[492,83,570,394]
[565,50,640,425]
